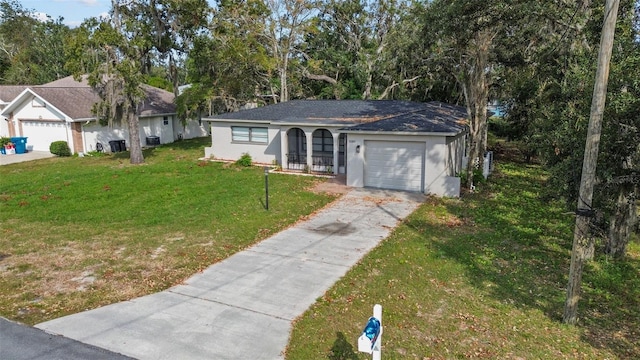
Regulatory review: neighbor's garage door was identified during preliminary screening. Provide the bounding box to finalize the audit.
[364,140,425,192]
[21,120,68,152]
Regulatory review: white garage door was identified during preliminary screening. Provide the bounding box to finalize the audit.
[364,141,425,192]
[21,121,68,152]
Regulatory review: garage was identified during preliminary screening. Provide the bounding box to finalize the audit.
[364,140,425,192]
[21,120,68,152]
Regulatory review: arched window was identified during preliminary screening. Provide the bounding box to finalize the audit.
[312,129,333,153]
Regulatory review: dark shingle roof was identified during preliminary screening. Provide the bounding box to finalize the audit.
[343,101,468,134]
[206,99,468,134]
[206,100,432,124]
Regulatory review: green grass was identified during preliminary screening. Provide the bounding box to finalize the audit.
[286,161,640,359]
[0,137,336,325]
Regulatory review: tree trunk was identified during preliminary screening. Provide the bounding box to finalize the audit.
[362,56,373,100]
[280,60,288,102]
[563,0,619,325]
[460,29,492,189]
[605,188,637,259]
[127,110,144,164]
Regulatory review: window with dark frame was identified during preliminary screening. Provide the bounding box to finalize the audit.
[312,129,333,153]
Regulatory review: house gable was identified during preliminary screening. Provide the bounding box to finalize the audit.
[4,89,69,122]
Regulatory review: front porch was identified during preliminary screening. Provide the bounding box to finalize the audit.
[284,128,346,174]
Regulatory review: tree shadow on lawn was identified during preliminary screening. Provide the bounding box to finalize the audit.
[328,332,359,360]
[409,163,640,359]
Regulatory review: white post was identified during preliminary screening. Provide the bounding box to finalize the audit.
[373,304,382,360]
[358,304,383,359]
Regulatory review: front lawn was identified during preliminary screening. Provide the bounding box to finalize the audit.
[0,137,336,325]
[286,161,640,359]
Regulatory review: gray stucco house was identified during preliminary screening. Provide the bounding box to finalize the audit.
[203,100,469,197]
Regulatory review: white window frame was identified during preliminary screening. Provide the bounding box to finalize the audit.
[232,126,268,144]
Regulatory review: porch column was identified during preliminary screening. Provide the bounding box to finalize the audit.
[332,132,339,175]
[280,128,288,168]
[305,130,313,171]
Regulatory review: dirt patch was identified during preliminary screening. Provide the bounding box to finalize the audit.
[308,175,351,195]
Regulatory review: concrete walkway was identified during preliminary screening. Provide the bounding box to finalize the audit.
[36,188,424,359]
[0,151,55,165]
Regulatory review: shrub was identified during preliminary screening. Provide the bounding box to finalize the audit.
[0,137,11,147]
[459,168,486,188]
[235,153,252,167]
[49,141,71,157]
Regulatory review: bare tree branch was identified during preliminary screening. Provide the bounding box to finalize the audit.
[378,75,421,99]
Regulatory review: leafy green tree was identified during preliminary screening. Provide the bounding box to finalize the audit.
[264,0,318,102]
[532,0,639,261]
[411,0,600,188]
[65,0,208,164]
[415,0,504,187]
[0,0,71,84]
[178,0,272,119]
[300,0,409,100]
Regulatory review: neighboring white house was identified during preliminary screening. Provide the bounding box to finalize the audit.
[203,100,469,197]
[0,76,209,154]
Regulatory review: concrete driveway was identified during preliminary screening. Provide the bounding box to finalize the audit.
[0,151,55,165]
[35,188,424,359]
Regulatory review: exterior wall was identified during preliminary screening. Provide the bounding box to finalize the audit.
[82,116,174,153]
[139,116,174,144]
[0,118,7,137]
[446,132,467,176]
[173,116,209,141]
[346,133,462,197]
[206,121,281,164]
[424,136,461,197]
[0,103,8,137]
[11,95,66,121]
[82,121,129,153]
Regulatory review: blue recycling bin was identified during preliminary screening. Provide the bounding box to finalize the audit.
[10,137,27,154]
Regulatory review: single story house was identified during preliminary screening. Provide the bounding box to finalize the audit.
[203,100,469,197]
[0,76,209,154]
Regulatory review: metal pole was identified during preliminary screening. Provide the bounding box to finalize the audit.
[264,166,269,210]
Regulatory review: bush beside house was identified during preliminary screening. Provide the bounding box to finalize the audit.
[50,141,71,157]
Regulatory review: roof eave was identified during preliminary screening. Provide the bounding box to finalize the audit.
[339,129,464,137]
[276,120,355,127]
[202,118,273,125]
[69,117,97,123]
[139,112,176,118]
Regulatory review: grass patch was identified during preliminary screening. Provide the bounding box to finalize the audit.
[0,137,336,325]
[286,161,640,359]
